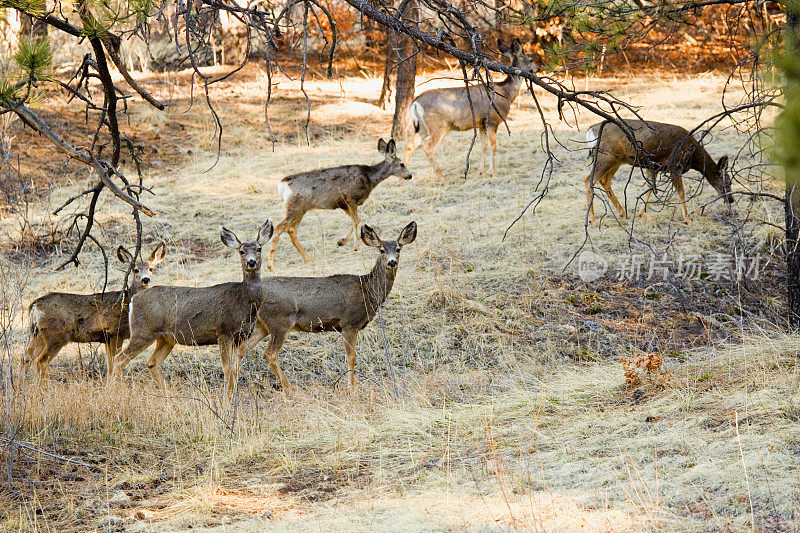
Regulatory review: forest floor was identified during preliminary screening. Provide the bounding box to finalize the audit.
[0,64,797,532]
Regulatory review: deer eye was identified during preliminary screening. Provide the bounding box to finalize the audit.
[380,248,386,254]
[134,268,140,273]
[239,250,244,255]
[257,247,262,252]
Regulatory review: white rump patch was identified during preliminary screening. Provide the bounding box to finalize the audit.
[29,304,43,328]
[408,101,425,133]
[277,181,293,203]
[585,126,600,149]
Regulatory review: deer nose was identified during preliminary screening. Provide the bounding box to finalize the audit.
[247,259,257,268]
[387,259,398,268]
[141,277,150,285]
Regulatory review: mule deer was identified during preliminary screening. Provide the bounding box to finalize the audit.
[24,243,166,380]
[403,39,538,179]
[585,119,732,224]
[243,222,417,391]
[110,221,273,395]
[267,138,411,270]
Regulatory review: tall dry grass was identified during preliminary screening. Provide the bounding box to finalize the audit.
[0,68,794,531]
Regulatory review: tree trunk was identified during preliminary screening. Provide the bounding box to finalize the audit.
[786,9,800,327]
[377,5,396,111]
[390,0,417,138]
[378,41,395,110]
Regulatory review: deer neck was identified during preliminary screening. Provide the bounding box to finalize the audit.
[690,144,717,181]
[362,258,397,310]
[124,281,141,302]
[496,60,525,103]
[242,269,262,297]
[367,162,392,188]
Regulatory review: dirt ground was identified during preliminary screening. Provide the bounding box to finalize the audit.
[0,64,797,532]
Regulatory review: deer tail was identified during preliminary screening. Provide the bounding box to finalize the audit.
[408,101,424,134]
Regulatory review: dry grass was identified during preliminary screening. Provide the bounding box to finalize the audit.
[0,66,795,531]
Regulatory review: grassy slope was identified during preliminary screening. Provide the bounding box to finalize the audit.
[0,67,796,531]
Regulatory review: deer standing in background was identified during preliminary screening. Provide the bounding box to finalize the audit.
[585,119,732,224]
[267,138,411,270]
[24,243,166,380]
[110,222,272,396]
[403,39,538,179]
[242,222,417,391]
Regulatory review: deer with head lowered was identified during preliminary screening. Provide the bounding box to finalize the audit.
[110,221,273,396]
[268,138,411,270]
[242,222,417,391]
[585,119,732,224]
[24,243,166,380]
[403,39,538,179]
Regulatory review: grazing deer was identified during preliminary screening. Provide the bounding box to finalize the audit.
[267,138,411,270]
[242,222,417,391]
[403,39,538,179]
[24,243,166,380]
[585,119,732,224]
[110,221,273,396]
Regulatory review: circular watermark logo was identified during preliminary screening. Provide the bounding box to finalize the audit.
[577,250,608,282]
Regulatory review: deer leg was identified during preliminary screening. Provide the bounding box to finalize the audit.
[403,131,423,166]
[639,169,656,219]
[145,337,175,391]
[111,333,155,383]
[103,336,123,379]
[267,219,291,271]
[422,128,447,180]
[217,334,234,395]
[342,328,359,389]
[338,207,361,250]
[488,126,498,177]
[585,173,597,225]
[227,342,248,399]
[478,129,489,176]
[34,339,65,381]
[242,321,269,354]
[599,164,626,218]
[260,325,292,392]
[23,334,44,374]
[673,175,691,224]
[287,220,312,262]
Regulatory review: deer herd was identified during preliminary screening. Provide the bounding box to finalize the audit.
[22,39,734,396]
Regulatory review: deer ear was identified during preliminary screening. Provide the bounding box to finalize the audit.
[220,226,240,248]
[361,224,382,248]
[511,38,523,54]
[149,242,166,265]
[398,221,417,246]
[257,220,274,245]
[498,40,510,55]
[386,139,396,156]
[117,246,133,264]
[378,138,388,153]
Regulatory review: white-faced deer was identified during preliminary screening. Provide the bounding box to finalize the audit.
[267,138,411,270]
[24,243,166,380]
[403,39,538,179]
[242,222,417,391]
[585,119,732,224]
[110,221,273,396]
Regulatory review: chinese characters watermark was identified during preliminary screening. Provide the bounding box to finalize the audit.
[577,252,767,282]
